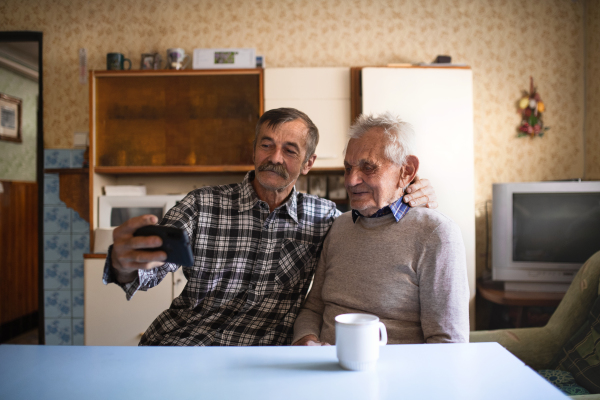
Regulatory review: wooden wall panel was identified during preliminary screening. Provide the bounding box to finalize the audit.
[57,170,89,224]
[0,181,38,325]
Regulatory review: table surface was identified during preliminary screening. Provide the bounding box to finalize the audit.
[0,342,566,400]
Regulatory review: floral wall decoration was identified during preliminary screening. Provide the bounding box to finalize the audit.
[517,77,549,138]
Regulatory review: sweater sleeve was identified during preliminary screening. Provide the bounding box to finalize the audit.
[418,220,470,343]
[292,232,330,343]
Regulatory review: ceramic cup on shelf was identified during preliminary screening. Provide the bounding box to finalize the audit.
[106,53,131,70]
[166,48,190,70]
[335,313,387,371]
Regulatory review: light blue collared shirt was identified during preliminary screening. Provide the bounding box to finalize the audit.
[351,196,410,223]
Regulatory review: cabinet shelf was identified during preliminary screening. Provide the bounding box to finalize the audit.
[93,166,344,175]
[94,165,254,174]
[93,69,263,78]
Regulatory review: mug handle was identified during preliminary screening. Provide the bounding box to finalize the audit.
[378,322,387,346]
[124,58,132,70]
[182,54,190,69]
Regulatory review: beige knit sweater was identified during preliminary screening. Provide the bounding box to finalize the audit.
[293,208,470,344]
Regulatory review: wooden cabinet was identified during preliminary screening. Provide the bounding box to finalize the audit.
[85,70,260,344]
[88,69,263,237]
[90,69,263,173]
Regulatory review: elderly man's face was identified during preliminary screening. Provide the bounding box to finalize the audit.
[344,128,414,217]
[253,119,315,193]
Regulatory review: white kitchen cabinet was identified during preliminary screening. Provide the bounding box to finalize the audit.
[264,68,351,168]
[84,257,187,346]
[357,66,476,326]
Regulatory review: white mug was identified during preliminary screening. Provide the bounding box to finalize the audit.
[166,48,190,70]
[335,313,387,371]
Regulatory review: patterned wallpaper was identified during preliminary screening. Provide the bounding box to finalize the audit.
[1,0,595,279]
[586,0,600,180]
[0,67,37,181]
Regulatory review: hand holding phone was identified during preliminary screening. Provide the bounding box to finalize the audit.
[133,225,194,267]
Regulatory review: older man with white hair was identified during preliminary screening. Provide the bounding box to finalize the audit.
[292,112,469,346]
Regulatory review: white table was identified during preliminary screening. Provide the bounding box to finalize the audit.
[0,342,566,399]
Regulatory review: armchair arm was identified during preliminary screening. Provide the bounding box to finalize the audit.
[470,327,563,370]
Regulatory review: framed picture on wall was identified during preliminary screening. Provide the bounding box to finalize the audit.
[0,93,22,143]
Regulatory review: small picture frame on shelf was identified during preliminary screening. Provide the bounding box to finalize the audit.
[0,93,22,143]
[309,176,327,198]
[141,53,161,70]
[328,176,346,200]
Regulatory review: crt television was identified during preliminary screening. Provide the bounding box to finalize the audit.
[492,181,600,292]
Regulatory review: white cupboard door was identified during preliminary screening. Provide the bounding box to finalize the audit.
[264,67,351,168]
[361,67,476,325]
[84,258,173,346]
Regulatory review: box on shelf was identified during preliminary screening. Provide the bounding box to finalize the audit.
[193,48,256,69]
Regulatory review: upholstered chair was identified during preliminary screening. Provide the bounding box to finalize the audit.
[470,251,600,399]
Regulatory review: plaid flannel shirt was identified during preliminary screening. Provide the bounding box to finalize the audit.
[103,171,340,346]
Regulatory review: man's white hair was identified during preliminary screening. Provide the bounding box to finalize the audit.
[347,112,416,166]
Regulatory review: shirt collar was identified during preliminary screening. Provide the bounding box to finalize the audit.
[238,171,299,223]
[238,171,260,212]
[284,188,299,223]
[351,196,410,223]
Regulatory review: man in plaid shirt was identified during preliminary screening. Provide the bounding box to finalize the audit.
[105,108,436,346]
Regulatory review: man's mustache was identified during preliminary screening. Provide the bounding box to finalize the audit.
[258,162,289,179]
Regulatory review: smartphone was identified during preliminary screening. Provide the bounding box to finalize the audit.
[133,225,194,267]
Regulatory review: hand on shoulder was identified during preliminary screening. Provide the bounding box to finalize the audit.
[403,176,438,209]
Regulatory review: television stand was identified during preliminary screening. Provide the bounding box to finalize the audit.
[503,281,570,293]
[476,279,564,329]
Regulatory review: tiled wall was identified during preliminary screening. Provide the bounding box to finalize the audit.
[43,149,88,345]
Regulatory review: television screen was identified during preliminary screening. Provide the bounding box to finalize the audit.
[513,192,600,263]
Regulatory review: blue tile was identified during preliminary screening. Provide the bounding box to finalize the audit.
[72,319,84,346]
[44,174,63,205]
[44,234,71,261]
[71,234,89,260]
[71,210,89,233]
[44,149,71,169]
[43,262,71,290]
[44,290,71,318]
[44,206,71,233]
[72,262,84,290]
[72,290,84,318]
[45,318,72,345]
[71,149,85,168]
